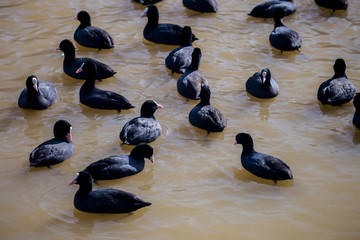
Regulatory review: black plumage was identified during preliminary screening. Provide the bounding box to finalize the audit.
[56,39,116,80]
[141,4,198,45]
[18,75,57,110]
[183,0,218,13]
[76,61,134,112]
[233,133,293,183]
[84,143,154,180]
[248,0,296,18]
[74,11,114,50]
[246,68,279,99]
[189,85,226,132]
[69,171,151,213]
[317,59,356,106]
[120,100,163,145]
[29,120,74,167]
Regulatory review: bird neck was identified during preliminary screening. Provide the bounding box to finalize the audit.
[63,47,75,61]
[78,181,92,195]
[147,12,159,29]
[241,140,255,156]
[274,18,285,29]
[333,71,346,79]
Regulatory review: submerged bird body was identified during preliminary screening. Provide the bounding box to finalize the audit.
[69,171,151,213]
[317,59,355,106]
[29,120,74,167]
[18,75,57,110]
[141,5,197,45]
[315,0,348,12]
[234,133,293,182]
[57,39,116,80]
[189,85,226,132]
[183,0,218,13]
[248,0,296,18]
[120,100,163,145]
[246,68,279,99]
[352,93,360,130]
[84,143,154,180]
[76,62,134,112]
[74,11,114,49]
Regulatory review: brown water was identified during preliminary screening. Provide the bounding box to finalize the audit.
[1,0,360,239]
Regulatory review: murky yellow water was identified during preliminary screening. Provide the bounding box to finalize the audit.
[1,0,360,239]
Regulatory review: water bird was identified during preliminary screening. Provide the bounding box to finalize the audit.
[177,48,208,100]
[315,0,348,12]
[352,93,360,130]
[165,26,194,74]
[69,171,151,213]
[76,61,134,112]
[84,143,154,181]
[248,0,296,18]
[18,75,57,110]
[233,133,293,183]
[246,68,279,99]
[29,120,74,167]
[141,4,198,45]
[189,85,226,132]
[74,11,114,50]
[120,100,163,145]
[183,0,218,13]
[56,39,116,80]
[317,59,356,106]
[269,9,302,52]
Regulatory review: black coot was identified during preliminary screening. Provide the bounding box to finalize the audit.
[74,11,114,49]
[183,0,218,13]
[352,93,360,130]
[120,100,163,145]
[248,0,296,18]
[317,59,356,106]
[69,171,151,213]
[133,0,163,5]
[189,85,226,132]
[165,26,194,74]
[18,75,57,110]
[315,0,348,12]
[56,39,116,80]
[29,120,74,167]
[246,68,279,99]
[233,133,293,183]
[76,61,134,112]
[177,48,208,100]
[269,9,302,52]
[141,4,198,45]
[84,143,154,180]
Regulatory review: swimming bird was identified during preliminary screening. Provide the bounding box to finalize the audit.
[246,68,279,99]
[29,120,74,167]
[352,93,360,130]
[141,4,198,45]
[120,100,163,145]
[248,0,296,18]
[56,39,116,80]
[76,61,134,112]
[189,85,226,132]
[74,11,114,50]
[165,26,195,74]
[317,59,356,106]
[18,75,57,110]
[183,0,218,13]
[177,48,208,100]
[233,133,293,183]
[269,9,302,52]
[69,171,151,213]
[84,143,154,181]
[315,0,348,12]
[133,0,162,5]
